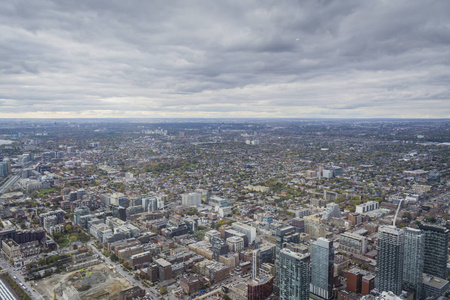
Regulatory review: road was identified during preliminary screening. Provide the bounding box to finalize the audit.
[0,161,35,196]
[0,257,45,300]
[0,175,20,195]
[87,241,161,300]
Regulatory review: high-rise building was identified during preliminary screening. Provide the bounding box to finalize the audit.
[0,161,10,177]
[253,249,260,280]
[419,224,449,279]
[310,238,334,300]
[142,196,158,212]
[279,249,310,300]
[403,228,424,299]
[74,206,91,225]
[259,244,275,264]
[275,226,299,284]
[156,196,165,210]
[376,226,404,295]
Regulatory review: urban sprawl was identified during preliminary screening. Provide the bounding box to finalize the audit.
[0,119,449,300]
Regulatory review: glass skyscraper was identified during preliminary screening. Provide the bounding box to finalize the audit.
[310,238,334,300]
[275,226,300,285]
[419,224,449,279]
[376,225,404,295]
[403,227,424,299]
[279,248,310,300]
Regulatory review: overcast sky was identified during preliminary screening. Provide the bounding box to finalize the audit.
[1,0,449,118]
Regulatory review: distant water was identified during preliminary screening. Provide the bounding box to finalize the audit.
[0,139,13,145]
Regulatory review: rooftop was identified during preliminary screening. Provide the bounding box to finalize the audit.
[155,258,172,268]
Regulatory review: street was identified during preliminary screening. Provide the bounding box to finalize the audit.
[87,241,161,300]
[0,257,44,300]
[0,175,20,195]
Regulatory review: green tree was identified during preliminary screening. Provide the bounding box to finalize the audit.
[110,253,119,262]
[160,286,168,295]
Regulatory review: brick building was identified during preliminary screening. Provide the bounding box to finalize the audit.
[180,274,202,295]
[119,286,145,300]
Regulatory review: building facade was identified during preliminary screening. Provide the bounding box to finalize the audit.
[402,227,424,299]
[339,232,367,254]
[419,224,449,279]
[376,226,404,295]
[279,249,310,300]
[226,236,244,253]
[355,201,379,214]
[275,226,299,285]
[310,238,334,300]
[181,192,202,206]
[232,222,256,244]
[247,276,274,300]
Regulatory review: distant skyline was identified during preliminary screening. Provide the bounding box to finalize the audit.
[1,1,449,119]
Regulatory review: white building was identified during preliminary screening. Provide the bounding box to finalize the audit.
[218,207,232,218]
[157,196,165,210]
[322,203,342,221]
[90,223,113,243]
[181,192,202,206]
[232,222,256,244]
[204,230,221,243]
[356,201,379,214]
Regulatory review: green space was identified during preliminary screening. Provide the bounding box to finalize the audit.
[53,229,90,248]
[38,187,61,197]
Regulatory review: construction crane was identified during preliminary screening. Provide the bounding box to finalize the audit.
[393,199,404,227]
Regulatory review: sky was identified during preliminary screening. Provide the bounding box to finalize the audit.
[1,0,449,119]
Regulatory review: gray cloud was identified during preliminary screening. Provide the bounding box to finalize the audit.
[0,0,449,118]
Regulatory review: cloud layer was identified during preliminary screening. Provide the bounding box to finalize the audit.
[1,0,449,118]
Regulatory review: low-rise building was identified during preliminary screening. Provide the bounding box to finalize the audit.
[2,239,21,260]
[155,258,173,281]
[339,232,367,254]
[232,222,256,244]
[180,274,202,295]
[422,274,449,299]
[247,275,274,300]
[195,260,230,283]
[226,236,245,253]
[219,252,239,269]
[128,251,152,268]
[204,230,221,243]
[119,286,146,300]
[117,245,144,260]
[356,201,379,214]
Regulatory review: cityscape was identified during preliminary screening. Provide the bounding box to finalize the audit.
[1,1,450,300]
[0,119,448,300]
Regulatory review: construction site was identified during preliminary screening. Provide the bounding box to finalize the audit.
[35,264,133,300]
